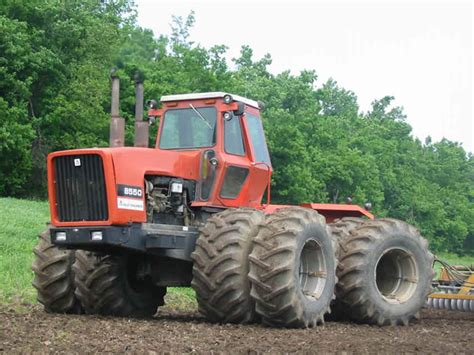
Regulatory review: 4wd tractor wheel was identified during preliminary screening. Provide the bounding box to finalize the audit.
[328,217,368,320]
[32,228,82,314]
[248,207,337,328]
[336,219,434,325]
[73,251,165,317]
[191,208,264,323]
[329,217,368,258]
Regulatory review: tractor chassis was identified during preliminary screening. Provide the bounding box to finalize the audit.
[51,223,199,262]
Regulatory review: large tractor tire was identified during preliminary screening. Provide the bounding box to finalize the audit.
[191,208,264,323]
[73,251,165,317]
[32,228,82,314]
[329,217,368,258]
[248,207,337,328]
[336,218,434,325]
[328,217,368,320]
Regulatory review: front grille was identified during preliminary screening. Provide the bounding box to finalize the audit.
[54,154,108,222]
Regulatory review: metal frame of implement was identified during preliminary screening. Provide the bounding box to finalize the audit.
[428,262,474,312]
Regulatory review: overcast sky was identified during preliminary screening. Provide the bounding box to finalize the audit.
[136,0,473,153]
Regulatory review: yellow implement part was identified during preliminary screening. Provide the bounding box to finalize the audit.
[429,293,474,300]
[459,273,474,295]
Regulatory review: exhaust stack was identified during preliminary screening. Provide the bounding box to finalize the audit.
[134,77,149,147]
[109,72,125,147]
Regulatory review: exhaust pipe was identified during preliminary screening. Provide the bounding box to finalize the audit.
[134,75,149,147]
[109,70,125,147]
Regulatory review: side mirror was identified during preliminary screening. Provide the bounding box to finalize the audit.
[148,116,157,125]
[146,99,158,109]
[233,102,245,116]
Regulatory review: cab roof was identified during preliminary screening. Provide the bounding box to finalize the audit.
[160,92,260,109]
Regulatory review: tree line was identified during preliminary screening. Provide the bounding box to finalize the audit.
[1,1,472,254]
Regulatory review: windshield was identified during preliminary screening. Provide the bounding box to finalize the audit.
[159,107,217,149]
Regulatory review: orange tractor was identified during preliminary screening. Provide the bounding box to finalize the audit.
[32,75,434,327]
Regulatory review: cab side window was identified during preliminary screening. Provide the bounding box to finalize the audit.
[224,114,245,156]
[246,113,271,164]
[220,166,249,199]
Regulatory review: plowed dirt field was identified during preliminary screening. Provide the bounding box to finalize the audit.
[0,306,472,353]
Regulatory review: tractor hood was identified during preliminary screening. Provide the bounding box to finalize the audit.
[105,147,202,182]
[47,147,202,226]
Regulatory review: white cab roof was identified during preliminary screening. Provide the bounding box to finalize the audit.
[160,92,260,109]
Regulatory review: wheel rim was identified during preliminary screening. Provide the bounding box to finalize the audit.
[299,240,327,300]
[375,248,418,304]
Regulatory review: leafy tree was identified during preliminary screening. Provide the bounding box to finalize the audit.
[0,0,132,195]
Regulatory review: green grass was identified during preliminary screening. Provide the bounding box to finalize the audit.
[0,198,49,304]
[164,287,197,310]
[0,197,472,306]
[435,252,474,267]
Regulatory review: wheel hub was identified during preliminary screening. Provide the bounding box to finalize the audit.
[375,248,419,304]
[299,240,327,300]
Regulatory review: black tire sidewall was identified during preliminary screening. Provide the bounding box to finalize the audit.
[293,223,336,319]
[33,228,81,314]
[365,233,432,318]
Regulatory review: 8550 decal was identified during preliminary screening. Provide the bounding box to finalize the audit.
[117,184,143,198]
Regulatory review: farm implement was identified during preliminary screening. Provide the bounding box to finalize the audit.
[428,260,474,312]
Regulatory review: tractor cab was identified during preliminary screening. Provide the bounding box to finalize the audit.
[149,92,272,209]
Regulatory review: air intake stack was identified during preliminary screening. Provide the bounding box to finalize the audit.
[134,74,149,147]
[109,70,125,147]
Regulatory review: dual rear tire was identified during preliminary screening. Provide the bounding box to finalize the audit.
[192,211,434,328]
[191,207,337,328]
[334,218,434,325]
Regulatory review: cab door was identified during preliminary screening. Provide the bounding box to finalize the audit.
[216,110,272,208]
[241,111,272,205]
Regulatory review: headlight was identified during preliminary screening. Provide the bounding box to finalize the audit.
[223,111,232,121]
[56,232,66,241]
[91,231,103,241]
[223,94,233,104]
